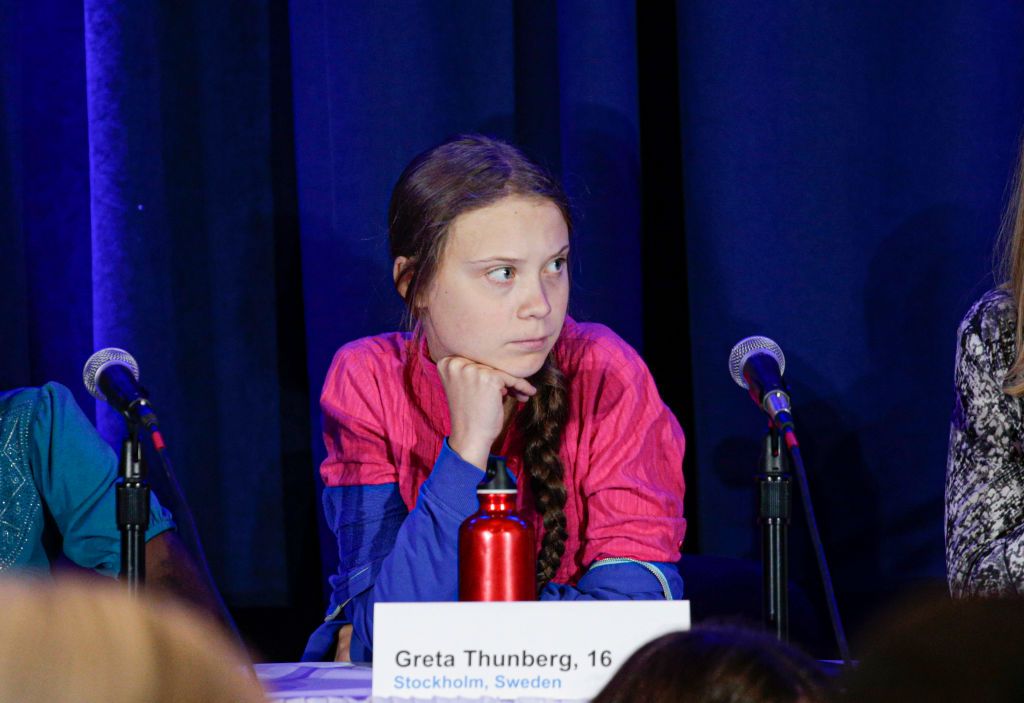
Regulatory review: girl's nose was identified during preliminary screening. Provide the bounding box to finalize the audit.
[518,277,552,318]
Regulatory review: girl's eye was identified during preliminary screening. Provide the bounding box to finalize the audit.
[548,257,568,273]
[486,266,515,283]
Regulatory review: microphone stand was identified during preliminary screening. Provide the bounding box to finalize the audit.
[757,424,791,642]
[117,422,149,594]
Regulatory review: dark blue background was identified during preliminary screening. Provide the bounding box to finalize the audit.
[3,0,1023,658]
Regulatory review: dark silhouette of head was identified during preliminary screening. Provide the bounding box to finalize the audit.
[592,625,831,703]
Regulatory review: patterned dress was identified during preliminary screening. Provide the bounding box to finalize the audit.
[947,288,1024,596]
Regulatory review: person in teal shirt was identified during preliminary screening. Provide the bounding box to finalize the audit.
[0,382,227,621]
[0,382,173,573]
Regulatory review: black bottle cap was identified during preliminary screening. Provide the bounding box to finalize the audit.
[478,456,517,494]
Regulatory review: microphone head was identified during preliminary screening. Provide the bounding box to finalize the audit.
[729,336,786,390]
[83,348,140,402]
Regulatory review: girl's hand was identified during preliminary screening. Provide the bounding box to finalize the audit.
[437,356,537,470]
[334,624,353,662]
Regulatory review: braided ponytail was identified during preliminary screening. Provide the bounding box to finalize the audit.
[518,355,570,592]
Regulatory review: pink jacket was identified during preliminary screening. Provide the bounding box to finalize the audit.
[320,317,686,584]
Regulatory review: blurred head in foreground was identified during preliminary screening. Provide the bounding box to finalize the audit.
[591,625,831,703]
[841,593,1024,702]
[0,576,265,703]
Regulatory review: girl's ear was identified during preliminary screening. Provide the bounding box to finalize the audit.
[393,256,414,299]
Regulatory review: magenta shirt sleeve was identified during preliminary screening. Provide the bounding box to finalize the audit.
[319,340,399,487]
[568,328,687,568]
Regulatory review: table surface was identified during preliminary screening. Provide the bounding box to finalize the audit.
[256,660,848,702]
[256,662,371,702]
[255,663,584,703]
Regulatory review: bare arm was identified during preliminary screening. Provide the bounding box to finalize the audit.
[146,531,237,635]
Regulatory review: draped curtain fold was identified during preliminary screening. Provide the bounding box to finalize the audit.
[677,4,1024,606]
[1,0,311,609]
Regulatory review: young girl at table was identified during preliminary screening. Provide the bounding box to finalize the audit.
[303,135,687,662]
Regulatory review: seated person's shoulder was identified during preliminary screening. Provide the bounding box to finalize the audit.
[555,319,646,378]
[329,332,412,374]
[0,382,77,419]
[1,381,114,472]
[322,333,415,411]
[961,288,1015,338]
[957,288,1017,372]
[0,384,43,410]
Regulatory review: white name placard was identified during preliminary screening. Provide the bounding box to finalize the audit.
[372,600,690,700]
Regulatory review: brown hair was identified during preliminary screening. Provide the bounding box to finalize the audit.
[840,591,1024,702]
[0,576,265,703]
[591,626,831,703]
[998,132,1024,395]
[389,134,571,590]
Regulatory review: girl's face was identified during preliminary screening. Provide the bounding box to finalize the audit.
[413,195,570,379]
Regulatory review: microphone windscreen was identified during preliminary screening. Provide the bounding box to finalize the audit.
[728,336,786,389]
[82,348,140,401]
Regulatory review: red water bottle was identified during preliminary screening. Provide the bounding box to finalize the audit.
[458,457,536,601]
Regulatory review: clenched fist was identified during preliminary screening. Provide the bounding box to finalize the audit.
[437,356,537,470]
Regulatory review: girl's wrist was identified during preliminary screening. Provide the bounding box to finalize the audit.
[448,434,490,470]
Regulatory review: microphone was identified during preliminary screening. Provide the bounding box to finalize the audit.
[728,336,795,435]
[82,348,163,445]
[728,337,850,663]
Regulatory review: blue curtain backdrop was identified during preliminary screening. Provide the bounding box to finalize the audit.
[3,0,1024,658]
[678,4,1024,626]
[0,0,319,630]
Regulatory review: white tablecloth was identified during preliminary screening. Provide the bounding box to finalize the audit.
[255,663,584,703]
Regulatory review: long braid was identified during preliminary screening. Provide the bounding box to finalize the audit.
[517,355,570,592]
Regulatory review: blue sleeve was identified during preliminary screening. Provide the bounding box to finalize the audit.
[303,439,482,662]
[540,560,683,601]
[301,442,683,663]
[31,382,175,576]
